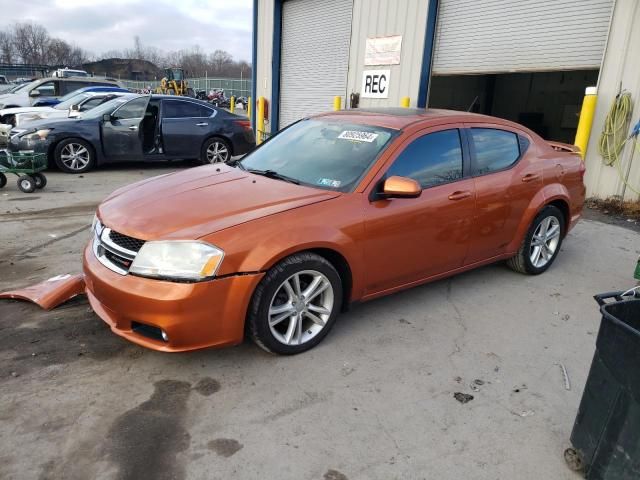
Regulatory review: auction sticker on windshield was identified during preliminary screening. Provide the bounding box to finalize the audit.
[338,131,379,142]
[317,178,342,188]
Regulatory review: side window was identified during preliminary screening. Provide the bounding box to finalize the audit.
[32,81,58,97]
[470,128,521,175]
[60,81,87,95]
[112,97,148,120]
[163,100,212,118]
[386,129,463,188]
[79,97,106,111]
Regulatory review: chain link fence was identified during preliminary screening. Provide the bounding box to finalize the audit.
[120,77,251,98]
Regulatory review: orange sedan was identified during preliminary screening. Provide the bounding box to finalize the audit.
[84,108,585,354]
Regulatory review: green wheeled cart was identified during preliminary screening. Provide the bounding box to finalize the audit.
[0,151,48,193]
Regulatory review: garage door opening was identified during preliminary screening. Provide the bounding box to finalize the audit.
[428,70,599,144]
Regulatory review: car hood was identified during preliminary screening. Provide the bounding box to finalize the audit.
[11,117,82,132]
[98,165,341,240]
[0,93,28,106]
[0,106,56,116]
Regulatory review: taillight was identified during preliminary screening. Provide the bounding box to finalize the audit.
[234,120,251,130]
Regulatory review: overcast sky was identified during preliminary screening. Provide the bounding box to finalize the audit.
[0,0,253,61]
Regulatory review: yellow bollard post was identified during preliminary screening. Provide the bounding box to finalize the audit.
[247,96,252,120]
[230,96,235,114]
[574,86,598,159]
[401,97,410,108]
[257,96,265,145]
[333,96,342,111]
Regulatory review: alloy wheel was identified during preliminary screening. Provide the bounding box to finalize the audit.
[268,270,334,346]
[60,143,90,171]
[206,141,229,163]
[529,216,561,268]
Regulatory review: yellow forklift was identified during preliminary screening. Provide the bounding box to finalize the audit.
[156,68,194,97]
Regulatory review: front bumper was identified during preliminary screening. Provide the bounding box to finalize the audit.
[83,243,264,352]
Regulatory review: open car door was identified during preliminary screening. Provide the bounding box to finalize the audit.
[101,96,150,162]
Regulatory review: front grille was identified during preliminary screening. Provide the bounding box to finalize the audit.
[108,230,145,253]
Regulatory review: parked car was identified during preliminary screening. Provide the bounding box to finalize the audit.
[32,85,129,107]
[0,90,132,127]
[51,68,90,78]
[8,94,255,173]
[0,75,10,94]
[84,108,586,355]
[0,76,120,110]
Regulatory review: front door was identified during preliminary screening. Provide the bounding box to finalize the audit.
[363,126,476,295]
[102,96,150,162]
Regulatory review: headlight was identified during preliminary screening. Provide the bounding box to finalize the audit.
[129,241,224,281]
[20,129,51,142]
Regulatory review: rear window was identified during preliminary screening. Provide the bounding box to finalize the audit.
[163,100,212,118]
[470,128,521,175]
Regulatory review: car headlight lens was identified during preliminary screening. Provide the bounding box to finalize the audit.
[20,129,51,142]
[130,241,224,281]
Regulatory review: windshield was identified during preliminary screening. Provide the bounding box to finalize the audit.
[82,97,131,119]
[9,80,39,94]
[55,93,92,110]
[240,119,396,192]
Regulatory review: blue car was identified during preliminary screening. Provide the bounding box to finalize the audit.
[33,86,130,107]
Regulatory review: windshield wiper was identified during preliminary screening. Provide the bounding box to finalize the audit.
[246,168,300,185]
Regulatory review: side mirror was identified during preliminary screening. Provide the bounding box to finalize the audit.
[68,105,80,118]
[381,176,422,199]
[70,104,80,111]
[29,90,41,97]
[102,113,112,122]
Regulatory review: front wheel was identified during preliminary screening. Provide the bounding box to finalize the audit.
[17,175,36,193]
[247,253,343,355]
[201,137,231,164]
[54,138,95,174]
[507,205,565,275]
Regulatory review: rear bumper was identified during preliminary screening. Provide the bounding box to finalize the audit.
[83,243,264,352]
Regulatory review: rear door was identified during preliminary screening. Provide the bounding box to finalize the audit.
[464,124,542,264]
[101,96,150,162]
[161,99,215,158]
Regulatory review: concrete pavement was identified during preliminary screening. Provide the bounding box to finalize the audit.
[0,166,638,480]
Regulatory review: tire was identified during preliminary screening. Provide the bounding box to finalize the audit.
[247,252,343,355]
[0,173,6,188]
[54,138,95,174]
[32,172,47,189]
[201,137,231,164]
[17,175,35,193]
[507,205,565,275]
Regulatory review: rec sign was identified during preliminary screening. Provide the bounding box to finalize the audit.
[361,69,390,98]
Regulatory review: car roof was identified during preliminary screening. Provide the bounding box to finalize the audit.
[314,108,519,130]
[35,76,119,85]
[148,95,216,106]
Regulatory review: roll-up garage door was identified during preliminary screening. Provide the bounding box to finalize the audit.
[279,0,353,128]
[433,0,614,75]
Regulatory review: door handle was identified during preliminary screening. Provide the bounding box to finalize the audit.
[128,126,138,131]
[448,190,472,201]
[522,173,540,183]
[196,122,208,127]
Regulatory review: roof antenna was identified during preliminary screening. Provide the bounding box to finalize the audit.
[466,96,479,112]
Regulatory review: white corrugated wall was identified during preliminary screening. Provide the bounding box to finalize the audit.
[433,0,614,75]
[345,0,431,109]
[584,0,640,200]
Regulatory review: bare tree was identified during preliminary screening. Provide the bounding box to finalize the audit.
[12,23,50,64]
[0,31,14,63]
[210,49,232,73]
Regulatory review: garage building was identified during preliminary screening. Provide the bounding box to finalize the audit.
[252,0,613,144]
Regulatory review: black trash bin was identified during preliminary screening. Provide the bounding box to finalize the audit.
[567,290,640,479]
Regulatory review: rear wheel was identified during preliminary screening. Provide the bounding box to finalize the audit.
[32,172,47,189]
[54,138,95,174]
[247,253,343,355]
[201,137,231,164]
[0,173,6,188]
[507,205,565,275]
[17,175,35,193]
